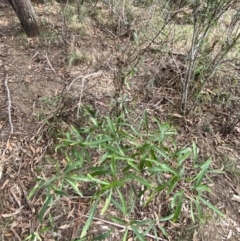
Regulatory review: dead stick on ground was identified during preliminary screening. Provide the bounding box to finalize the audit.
[1,71,14,179]
[80,214,168,240]
[5,73,13,134]
[42,52,57,75]
[67,72,102,91]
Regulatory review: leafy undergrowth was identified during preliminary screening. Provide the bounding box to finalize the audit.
[27,109,224,240]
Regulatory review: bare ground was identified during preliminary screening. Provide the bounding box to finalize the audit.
[0,2,240,241]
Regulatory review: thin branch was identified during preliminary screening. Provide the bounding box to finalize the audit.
[41,52,57,75]
[4,73,13,134]
[67,72,102,91]
[1,71,14,179]
[80,214,168,241]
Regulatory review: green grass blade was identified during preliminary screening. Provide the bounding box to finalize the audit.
[172,192,183,222]
[144,111,149,133]
[194,158,212,188]
[198,196,225,217]
[117,188,127,215]
[131,225,146,241]
[87,174,109,185]
[168,176,180,194]
[64,178,83,196]
[177,147,192,167]
[66,175,92,182]
[80,199,99,238]
[158,214,174,222]
[93,230,112,240]
[148,163,179,177]
[122,228,129,241]
[64,159,84,173]
[126,173,151,188]
[82,138,111,147]
[110,216,127,225]
[101,189,112,215]
[192,142,198,164]
[39,193,52,223]
[111,198,124,214]
[106,117,117,138]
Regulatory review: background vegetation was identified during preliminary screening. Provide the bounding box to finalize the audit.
[1,0,240,240]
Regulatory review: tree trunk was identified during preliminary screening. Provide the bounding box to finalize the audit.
[8,0,39,37]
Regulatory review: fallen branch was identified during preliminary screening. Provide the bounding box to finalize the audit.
[5,72,13,134]
[80,214,168,240]
[41,52,57,75]
[1,70,14,179]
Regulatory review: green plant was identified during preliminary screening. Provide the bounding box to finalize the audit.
[180,0,240,115]
[25,232,42,241]
[67,50,91,66]
[29,110,224,240]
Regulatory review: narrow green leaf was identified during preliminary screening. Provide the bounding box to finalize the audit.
[139,143,151,154]
[106,117,117,138]
[90,116,99,127]
[159,214,174,222]
[142,221,155,236]
[155,182,169,193]
[110,155,117,177]
[117,188,127,215]
[144,111,149,133]
[71,125,82,138]
[168,176,179,194]
[101,180,126,191]
[106,155,135,162]
[194,198,203,220]
[192,142,198,163]
[148,163,179,177]
[102,144,124,156]
[126,160,139,172]
[131,225,146,241]
[198,197,225,217]
[110,216,127,225]
[87,174,109,185]
[177,147,192,167]
[39,193,52,223]
[80,199,99,238]
[28,183,41,199]
[64,178,83,196]
[158,225,169,237]
[152,146,169,159]
[126,173,151,188]
[194,158,212,188]
[93,230,112,240]
[66,175,92,182]
[195,184,211,193]
[90,170,109,176]
[172,192,183,222]
[111,198,124,214]
[82,138,111,147]
[122,228,128,241]
[101,189,112,215]
[64,159,84,173]
[99,152,110,164]
[53,190,68,197]
[25,232,42,241]
[40,176,58,189]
